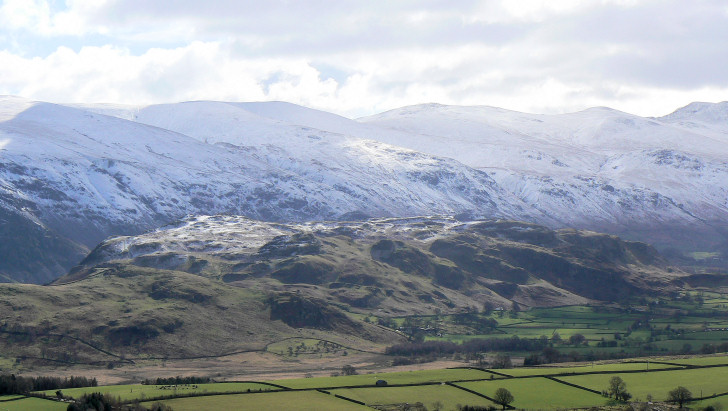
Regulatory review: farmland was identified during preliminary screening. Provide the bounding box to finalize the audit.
[38,382,280,402]
[497,361,680,376]
[0,396,67,410]
[330,384,494,410]
[22,354,728,410]
[559,366,728,402]
[383,292,728,364]
[139,390,371,411]
[456,377,607,409]
[271,367,502,390]
[10,298,728,410]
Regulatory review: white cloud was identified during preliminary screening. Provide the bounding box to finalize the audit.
[0,0,109,36]
[0,1,726,117]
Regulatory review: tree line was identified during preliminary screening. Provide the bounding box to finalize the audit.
[0,373,97,395]
[141,376,211,385]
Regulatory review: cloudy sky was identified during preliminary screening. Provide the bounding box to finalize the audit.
[0,0,726,117]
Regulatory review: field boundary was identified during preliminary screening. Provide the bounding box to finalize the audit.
[629,360,695,368]
[0,395,27,402]
[689,389,728,403]
[545,376,602,395]
[210,380,291,390]
[446,382,513,409]
[314,389,373,408]
[468,367,514,378]
[448,366,509,378]
[333,393,369,407]
[34,360,728,407]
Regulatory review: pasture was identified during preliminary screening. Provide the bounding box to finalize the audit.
[27,354,728,410]
[141,390,370,411]
[38,382,279,402]
[0,396,67,410]
[271,367,501,389]
[330,384,495,410]
[499,361,680,376]
[456,377,608,409]
[560,366,728,402]
[658,355,728,366]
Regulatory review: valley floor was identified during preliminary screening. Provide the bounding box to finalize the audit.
[5,354,728,410]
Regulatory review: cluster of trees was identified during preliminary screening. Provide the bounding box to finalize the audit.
[601,378,695,408]
[65,392,172,411]
[523,345,663,366]
[330,364,358,377]
[603,376,632,402]
[0,374,97,395]
[452,313,499,333]
[141,376,210,385]
[387,335,678,366]
[692,342,728,354]
[66,393,117,411]
[341,365,357,376]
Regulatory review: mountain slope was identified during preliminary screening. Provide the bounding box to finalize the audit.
[4,96,727,282]
[0,97,542,283]
[0,215,685,366]
[358,102,728,252]
[71,215,684,313]
[100,99,728,254]
[0,263,400,365]
[91,99,728,253]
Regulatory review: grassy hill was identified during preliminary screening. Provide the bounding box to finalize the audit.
[0,216,719,369]
[71,217,690,312]
[0,264,401,366]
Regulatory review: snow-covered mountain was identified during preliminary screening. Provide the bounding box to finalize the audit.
[125,99,728,252]
[116,98,728,253]
[355,103,728,251]
[0,97,541,283]
[2,96,726,283]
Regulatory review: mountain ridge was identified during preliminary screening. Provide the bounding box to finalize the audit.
[0,97,546,283]
[2,96,727,283]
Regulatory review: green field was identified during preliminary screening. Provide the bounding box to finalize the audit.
[20,355,728,410]
[142,390,370,411]
[417,299,728,361]
[38,382,278,402]
[457,377,608,409]
[271,368,500,389]
[689,396,728,409]
[657,355,728,366]
[560,367,728,401]
[684,331,728,340]
[500,361,680,376]
[689,252,721,260]
[0,397,67,410]
[331,384,495,410]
